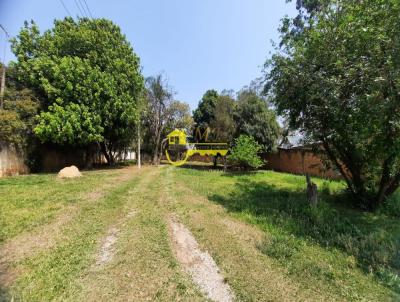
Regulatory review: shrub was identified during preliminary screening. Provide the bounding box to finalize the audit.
[0,89,40,149]
[0,110,26,147]
[227,135,263,170]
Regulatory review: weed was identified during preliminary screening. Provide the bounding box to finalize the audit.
[258,234,303,260]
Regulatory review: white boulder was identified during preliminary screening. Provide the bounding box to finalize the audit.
[57,165,82,178]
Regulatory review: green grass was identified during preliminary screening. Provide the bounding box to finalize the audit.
[0,168,134,301]
[172,167,400,300]
[0,167,204,302]
[0,169,120,242]
[2,165,399,301]
[13,178,136,301]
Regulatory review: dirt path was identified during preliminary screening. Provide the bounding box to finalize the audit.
[75,167,204,301]
[79,166,238,301]
[169,217,234,302]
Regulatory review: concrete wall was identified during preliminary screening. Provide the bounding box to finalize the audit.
[264,148,342,180]
[0,143,29,177]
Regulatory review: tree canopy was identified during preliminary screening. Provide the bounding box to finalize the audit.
[192,87,280,151]
[0,65,40,150]
[209,94,236,142]
[234,88,280,152]
[265,0,400,208]
[193,89,219,127]
[144,74,193,165]
[11,18,144,163]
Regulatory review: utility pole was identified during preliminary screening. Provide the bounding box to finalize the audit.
[0,64,5,109]
[0,24,10,109]
[137,122,141,169]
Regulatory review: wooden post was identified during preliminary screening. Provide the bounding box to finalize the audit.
[0,63,5,109]
[0,24,9,109]
[137,123,141,169]
[306,174,318,207]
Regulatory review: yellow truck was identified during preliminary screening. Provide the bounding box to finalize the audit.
[165,129,229,166]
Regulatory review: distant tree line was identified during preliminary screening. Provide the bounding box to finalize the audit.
[192,85,280,152]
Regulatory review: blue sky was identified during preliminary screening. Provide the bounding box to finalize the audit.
[0,0,297,109]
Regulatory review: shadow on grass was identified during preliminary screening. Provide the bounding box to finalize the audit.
[208,177,400,293]
[177,161,263,175]
[177,162,224,172]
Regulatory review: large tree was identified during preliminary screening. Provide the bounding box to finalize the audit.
[234,88,280,152]
[11,18,144,164]
[209,94,236,142]
[265,0,400,209]
[193,89,219,126]
[165,101,194,134]
[144,74,193,165]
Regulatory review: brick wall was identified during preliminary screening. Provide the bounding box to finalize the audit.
[264,148,342,180]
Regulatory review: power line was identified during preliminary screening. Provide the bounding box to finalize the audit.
[74,0,87,18]
[58,0,72,18]
[82,0,94,18]
[1,31,6,64]
[0,24,10,38]
[78,0,89,18]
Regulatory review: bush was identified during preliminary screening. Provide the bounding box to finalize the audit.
[0,89,40,149]
[228,135,263,170]
[0,110,26,147]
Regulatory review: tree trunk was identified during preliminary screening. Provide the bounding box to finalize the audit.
[152,143,159,165]
[99,141,115,165]
[213,156,218,168]
[371,172,400,209]
[322,140,355,193]
[137,124,141,169]
[152,126,163,165]
[100,142,110,164]
[84,144,94,169]
[385,174,400,197]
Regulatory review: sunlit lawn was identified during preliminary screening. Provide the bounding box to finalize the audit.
[173,166,400,300]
